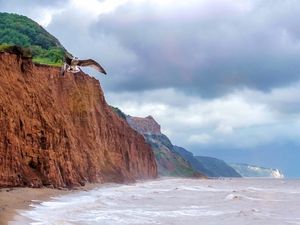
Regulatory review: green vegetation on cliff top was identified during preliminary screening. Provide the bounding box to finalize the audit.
[0,12,66,66]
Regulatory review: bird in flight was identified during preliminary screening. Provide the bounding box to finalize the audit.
[61,53,107,75]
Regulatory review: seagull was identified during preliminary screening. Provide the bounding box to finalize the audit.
[61,53,107,75]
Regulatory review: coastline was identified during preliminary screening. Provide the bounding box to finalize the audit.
[0,184,102,225]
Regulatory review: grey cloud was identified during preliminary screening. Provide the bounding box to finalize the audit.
[87,0,300,97]
[227,82,300,115]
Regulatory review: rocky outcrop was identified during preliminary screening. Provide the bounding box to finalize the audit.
[127,116,161,135]
[0,52,157,188]
[126,115,204,177]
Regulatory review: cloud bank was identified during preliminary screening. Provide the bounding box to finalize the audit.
[88,0,300,96]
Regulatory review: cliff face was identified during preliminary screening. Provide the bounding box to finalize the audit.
[174,146,241,178]
[173,146,215,176]
[144,134,201,177]
[126,116,204,177]
[194,156,241,178]
[0,52,157,188]
[127,116,161,135]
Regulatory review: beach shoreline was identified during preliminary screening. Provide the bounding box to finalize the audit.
[0,184,101,225]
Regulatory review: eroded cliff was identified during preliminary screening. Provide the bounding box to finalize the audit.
[127,115,205,177]
[127,116,161,135]
[0,52,157,188]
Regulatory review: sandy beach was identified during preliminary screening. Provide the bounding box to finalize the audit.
[0,184,101,225]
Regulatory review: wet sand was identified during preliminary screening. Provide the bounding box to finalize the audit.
[0,184,101,225]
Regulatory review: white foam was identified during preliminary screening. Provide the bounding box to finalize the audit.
[13,178,300,225]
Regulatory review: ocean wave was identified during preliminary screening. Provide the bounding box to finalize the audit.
[14,178,300,225]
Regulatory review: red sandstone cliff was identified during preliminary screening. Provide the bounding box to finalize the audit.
[127,116,161,135]
[0,52,157,188]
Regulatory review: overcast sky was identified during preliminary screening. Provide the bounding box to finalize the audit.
[1,0,300,176]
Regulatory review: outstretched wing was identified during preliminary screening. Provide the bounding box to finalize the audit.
[64,52,73,65]
[77,59,107,74]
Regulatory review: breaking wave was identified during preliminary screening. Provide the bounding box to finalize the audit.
[12,178,300,225]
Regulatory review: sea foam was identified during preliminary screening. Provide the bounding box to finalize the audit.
[12,178,300,225]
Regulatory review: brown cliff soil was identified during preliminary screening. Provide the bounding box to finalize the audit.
[0,52,157,188]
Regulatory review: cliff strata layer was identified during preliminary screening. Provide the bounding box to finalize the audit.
[127,116,161,135]
[0,52,157,188]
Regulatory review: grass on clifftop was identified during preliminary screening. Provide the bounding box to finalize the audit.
[31,45,64,66]
[0,13,66,66]
[0,43,64,67]
[32,57,63,67]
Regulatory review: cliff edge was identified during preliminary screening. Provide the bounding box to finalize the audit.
[0,52,157,188]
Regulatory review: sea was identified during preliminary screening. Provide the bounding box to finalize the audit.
[12,178,300,225]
